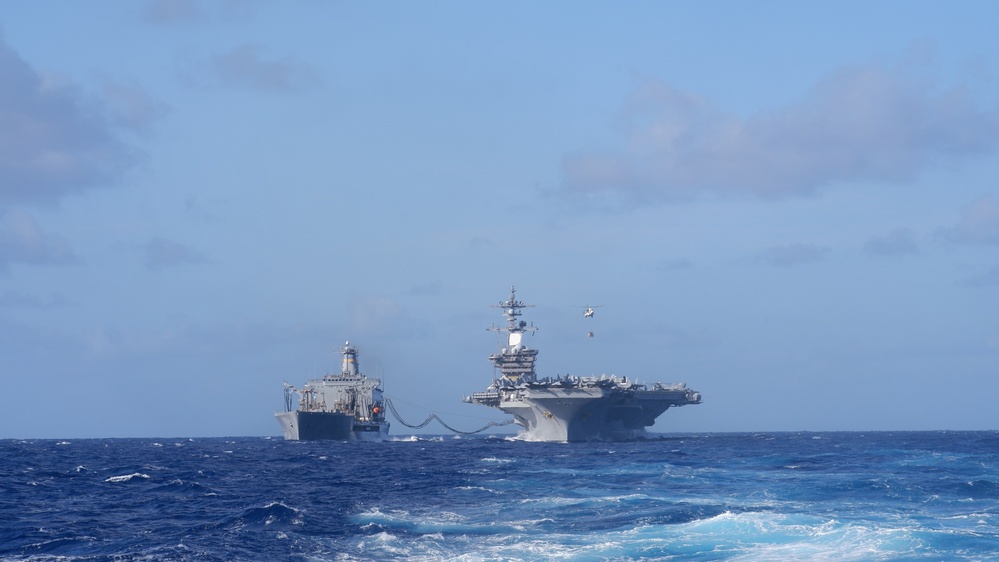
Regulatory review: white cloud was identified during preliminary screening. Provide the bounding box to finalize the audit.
[0,209,78,270]
[939,194,999,245]
[215,44,317,92]
[348,295,406,337]
[0,33,143,207]
[963,265,999,288]
[141,0,201,24]
[562,61,999,205]
[864,227,919,257]
[346,295,427,339]
[181,44,319,93]
[144,236,209,269]
[141,0,253,24]
[98,75,171,134]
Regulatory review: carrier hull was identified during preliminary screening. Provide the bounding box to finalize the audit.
[480,386,697,442]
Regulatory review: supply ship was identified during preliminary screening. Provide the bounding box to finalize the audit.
[276,342,389,441]
[465,287,701,442]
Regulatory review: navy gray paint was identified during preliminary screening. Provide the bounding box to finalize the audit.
[465,287,701,442]
[276,343,389,441]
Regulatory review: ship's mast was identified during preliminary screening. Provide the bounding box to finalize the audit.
[488,286,539,382]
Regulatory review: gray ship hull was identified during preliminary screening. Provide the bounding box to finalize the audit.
[352,421,391,442]
[478,386,693,442]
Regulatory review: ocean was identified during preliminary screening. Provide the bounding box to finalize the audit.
[2,431,999,561]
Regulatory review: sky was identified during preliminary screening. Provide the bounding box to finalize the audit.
[1,1,998,439]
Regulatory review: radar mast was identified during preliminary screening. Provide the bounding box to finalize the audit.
[488,285,539,382]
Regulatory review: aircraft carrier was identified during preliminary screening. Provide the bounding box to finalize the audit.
[465,287,701,442]
[276,342,389,441]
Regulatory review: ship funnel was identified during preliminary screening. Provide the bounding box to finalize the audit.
[341,342,360,376]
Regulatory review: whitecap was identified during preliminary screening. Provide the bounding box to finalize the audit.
[105,473,150,483]
[355,531,412,557]
[517,495,586,507]
[668,510,927,561]
[239,501,305,528]
[355,507,408,528]
[455,486,501,494]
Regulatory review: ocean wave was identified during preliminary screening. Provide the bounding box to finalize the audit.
[346,511,914,561]
[149,478,217,495]
[479,456,515,464]
[104,472,150,483]
[956,479,999,499]
[454,485,502,494]
[353,507,524,536]
[389,435,447,443]
[217,501,305,531]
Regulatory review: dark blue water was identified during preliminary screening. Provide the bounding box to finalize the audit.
[3,432,999,560]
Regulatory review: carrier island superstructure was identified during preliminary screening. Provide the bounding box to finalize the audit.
[276,342,389,441]
[465,287,701,442]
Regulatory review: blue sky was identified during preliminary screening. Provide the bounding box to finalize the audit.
[1,1,998,438]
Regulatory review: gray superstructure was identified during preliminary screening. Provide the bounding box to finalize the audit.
[465,287,701,442]
[276,342,389,441]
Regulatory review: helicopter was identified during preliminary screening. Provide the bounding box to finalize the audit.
[583,305,604,338]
